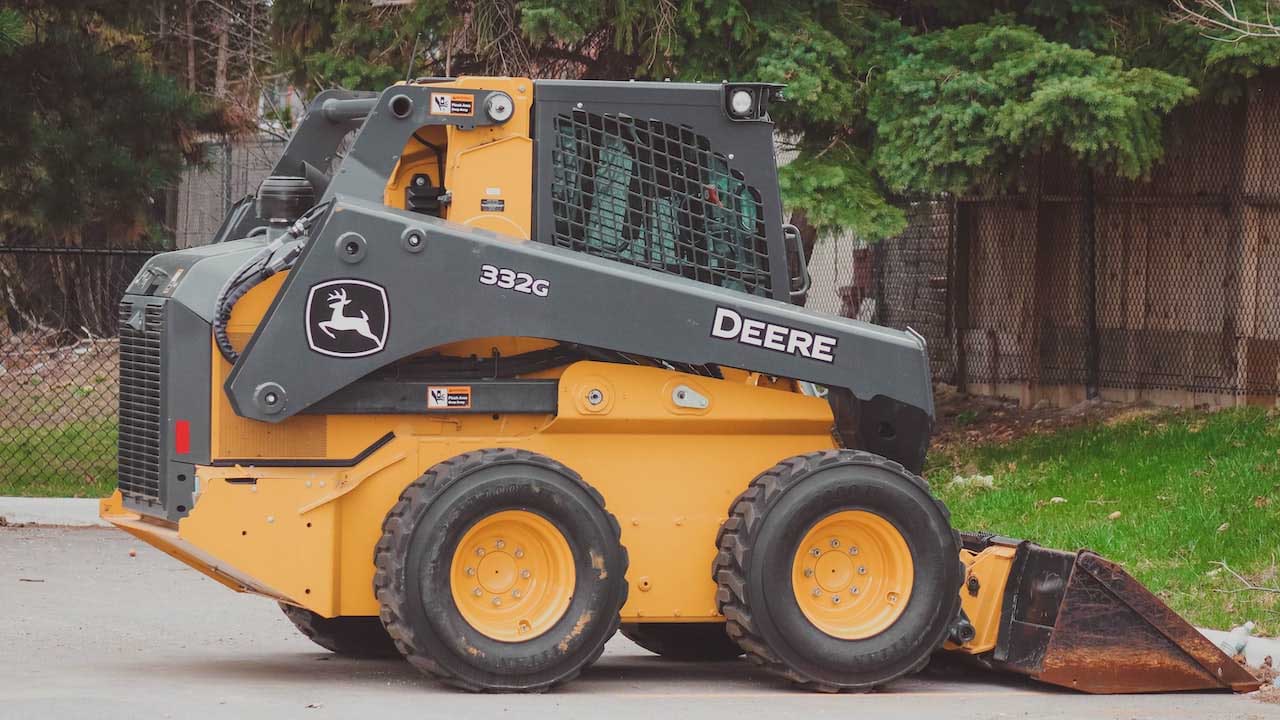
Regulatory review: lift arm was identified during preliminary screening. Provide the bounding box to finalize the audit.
[224,196,934,465]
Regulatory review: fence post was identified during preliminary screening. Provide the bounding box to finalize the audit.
[221,137,233,215]
[872,238,887,326]
[952,200,970,394]
[1082,169,1100,400]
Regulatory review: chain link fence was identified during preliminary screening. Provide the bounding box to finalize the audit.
[175,135,285,248]
[802,199,955,382]
[0,135,282,496]
[0,248,154,495]
[802,77,1280,405]
[951,91,1280,401]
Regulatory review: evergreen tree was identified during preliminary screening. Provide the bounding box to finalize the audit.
[0,3,241,243]
[0,3,246,334]
[270,1,1279,242]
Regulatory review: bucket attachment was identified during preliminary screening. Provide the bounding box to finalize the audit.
[948,533,1260,694]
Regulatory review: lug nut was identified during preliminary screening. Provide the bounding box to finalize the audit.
[811,588,822,597]
[514,549,525,559]
[850,586,860,595]
[830,539,840,548]
[495,539,506,550]
[520,569,531,579]
[465,567,475,576]
[803,568,814,577]
[476,547,486,557]
[492,597,502,606]
[810,548,821,557]
[512,589,522,599]
[849,546,859,556]
[857,565,867,575]
[887,592,899,604]
[832,595,841,604]
[473,588,482,597]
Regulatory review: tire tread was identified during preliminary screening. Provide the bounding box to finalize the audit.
[712,449,962,692]
[373,448,627,692]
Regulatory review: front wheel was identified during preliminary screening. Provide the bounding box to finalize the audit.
[374,448,629,692]
[714,450,962,692]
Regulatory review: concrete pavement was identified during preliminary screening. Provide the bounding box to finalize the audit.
[0,497,107,527]
[2,526,1276,720]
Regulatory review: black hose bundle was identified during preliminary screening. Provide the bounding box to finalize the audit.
[212,202,331,364]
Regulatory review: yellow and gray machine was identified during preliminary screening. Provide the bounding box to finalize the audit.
[103,77,1259,694]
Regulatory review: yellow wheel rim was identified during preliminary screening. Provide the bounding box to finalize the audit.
[449,510,576,642]
[791,510,914,640]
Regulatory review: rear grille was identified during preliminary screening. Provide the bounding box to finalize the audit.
[118,301,164,502]
[550,110,771,296]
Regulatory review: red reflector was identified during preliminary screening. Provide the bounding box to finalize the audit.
[174,420,190,455]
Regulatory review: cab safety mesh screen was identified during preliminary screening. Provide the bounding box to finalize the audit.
[550,110,771,296]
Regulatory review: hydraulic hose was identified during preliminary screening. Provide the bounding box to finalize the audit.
[212,202,330,365]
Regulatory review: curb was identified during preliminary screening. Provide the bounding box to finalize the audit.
[0,497,109,527]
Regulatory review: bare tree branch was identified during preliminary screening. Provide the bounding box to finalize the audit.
[1172,0,1280,42]
[1211,560,1280,594]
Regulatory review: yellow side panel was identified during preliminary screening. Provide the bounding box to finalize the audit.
[209,271,329,460]
[178,362,837,621]
[383,76,533,240]
[445,133,533,239]
[180,476,346,614]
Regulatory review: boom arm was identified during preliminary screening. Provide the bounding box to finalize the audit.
[225,196,934,464]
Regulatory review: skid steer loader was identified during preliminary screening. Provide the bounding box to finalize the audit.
[102,77,1259,694]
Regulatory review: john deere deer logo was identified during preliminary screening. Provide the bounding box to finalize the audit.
[319,288,380,343]
[305,279,389,357]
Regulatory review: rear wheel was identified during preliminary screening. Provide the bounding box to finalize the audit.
[620,622,744,661]
[714,450,961,692]
[375,448,628,692]
[278,603,401,658]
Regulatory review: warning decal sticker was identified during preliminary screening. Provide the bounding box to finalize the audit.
[429,93,475,117]
[427,385,472,410]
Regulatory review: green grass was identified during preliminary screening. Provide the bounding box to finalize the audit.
[0,420,117,497]
[926,407,1280,634]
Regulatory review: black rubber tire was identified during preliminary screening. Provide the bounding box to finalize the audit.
[374,448,629,692]
[278,603,402,658]
[713,449,962,692]
[620,622,744,661]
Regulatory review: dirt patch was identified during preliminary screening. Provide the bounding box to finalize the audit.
[0,330,118,428]
[930,384,1150,456]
